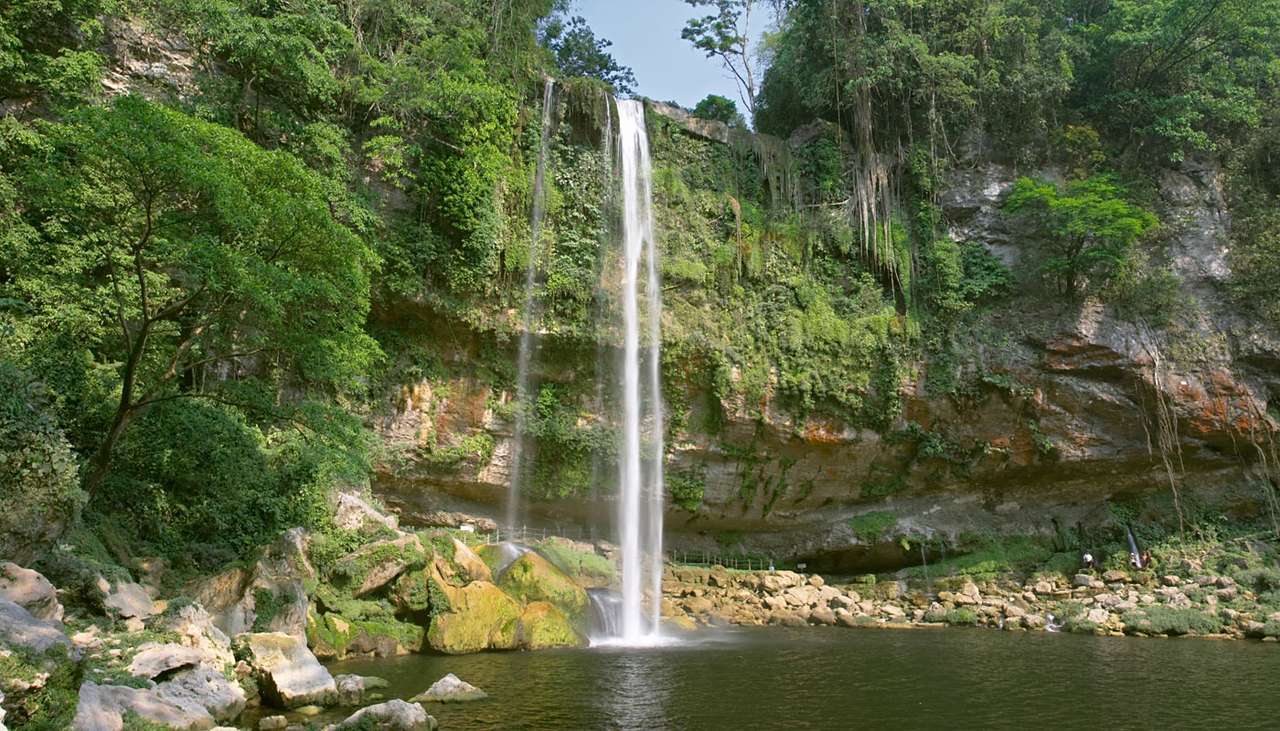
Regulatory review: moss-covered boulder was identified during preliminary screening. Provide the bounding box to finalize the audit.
[389,569,435,622]
[307,611,424,659]
[331,535,428,598]
[425,581,521,654]
[498,552,589,621]
[518,601,587,650]
[449,538,493,584]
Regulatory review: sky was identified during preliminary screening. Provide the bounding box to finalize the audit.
[572,0,761,112]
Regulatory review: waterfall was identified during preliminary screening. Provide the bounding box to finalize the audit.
[507,78,555,530]
[615,99,665,642]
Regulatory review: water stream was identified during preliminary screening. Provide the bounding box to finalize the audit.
[507,78,556,530]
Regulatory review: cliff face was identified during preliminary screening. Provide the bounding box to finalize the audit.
[92,21,1278,567]
[368,97,1280,570]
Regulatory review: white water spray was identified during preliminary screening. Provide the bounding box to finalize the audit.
[507,78,555,530]
[615,99,665,643]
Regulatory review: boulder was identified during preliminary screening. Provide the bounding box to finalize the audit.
[426,581,521,654]
[151,666,247,723]
[334,536,427,598]
[450,539,493,584]
[809,606,837,625]
[517,601,587,650]
[334,492,399,533]
[1102,570,1129,583]
[496,552,588,619]
[411,673,488,703]
[332,699,435,730]
[187,529,314,640]
[162,603,236,671]
[307,612,423,660]
[236,632,336,708]
[104,582,155,620]
[73,679,223,731]
[258,716,288,730]
[0,563,64,622]
[334,674,388,706]
[0,598,72,655]
[127,643,208,679]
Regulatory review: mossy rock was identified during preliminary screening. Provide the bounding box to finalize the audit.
[307,610,424,659]
[426,581,521,655]
[498,552,589,621]
[0,643,80,729]
[330,536,428,598]
[518,601,587,650]
[388,569,434,620]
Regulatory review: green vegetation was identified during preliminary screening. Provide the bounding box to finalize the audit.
[1005,175,1158,296]
[1123,607,1224,636]
[849,511,897,543]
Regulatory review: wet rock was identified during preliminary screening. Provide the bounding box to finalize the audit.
[497,551,587,619]
[332,699,435,730]
[809,606,837,625]
[259,716,288,730]
[0,563,63,623]
[237,632,336,708]
[411,673,488,703]
[425,580,521,654]
[517,601,587,650]
[449,539,493,584]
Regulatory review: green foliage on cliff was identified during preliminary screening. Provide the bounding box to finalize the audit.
[1005,175,1158,295]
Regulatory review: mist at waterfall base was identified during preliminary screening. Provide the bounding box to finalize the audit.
[504,93,668,647]
[325,627,1280,729]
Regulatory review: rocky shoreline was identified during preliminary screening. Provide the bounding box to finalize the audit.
[3,490,1276,730]
[663,560,1280,642]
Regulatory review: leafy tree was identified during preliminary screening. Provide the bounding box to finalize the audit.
[0,0,106,103]
[5,96,379,495]
[683,0,763,119]
[541,15,636,93]
[1004,175,1157,295]
[692,94,745,127]
[1071,0,1280,161]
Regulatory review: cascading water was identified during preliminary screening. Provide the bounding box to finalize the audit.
[507,78,555,530]
[614,99,665,643]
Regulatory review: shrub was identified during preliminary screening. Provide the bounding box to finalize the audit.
[943,608,978,626]
[1123,606,1223,636]
[0,362,86,564]
[849,511,897,543]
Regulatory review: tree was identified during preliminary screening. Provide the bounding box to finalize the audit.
[1004,175,1157,295]
[692,93,746,127]
[682,0,762,120]
[541,15,637,93]
[6,96,380,495]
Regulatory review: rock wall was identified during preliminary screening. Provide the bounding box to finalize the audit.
[365,102,1280,569]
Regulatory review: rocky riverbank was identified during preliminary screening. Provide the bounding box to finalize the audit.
[662,557,1280,641]
[0,494,607,730]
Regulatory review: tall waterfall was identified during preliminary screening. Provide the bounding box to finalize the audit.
[507,78,555,530]
[615,99,665,642]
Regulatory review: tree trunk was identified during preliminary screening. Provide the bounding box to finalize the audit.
[82,321,150,497]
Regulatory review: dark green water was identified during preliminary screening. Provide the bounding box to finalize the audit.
[325,627,1280,730]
